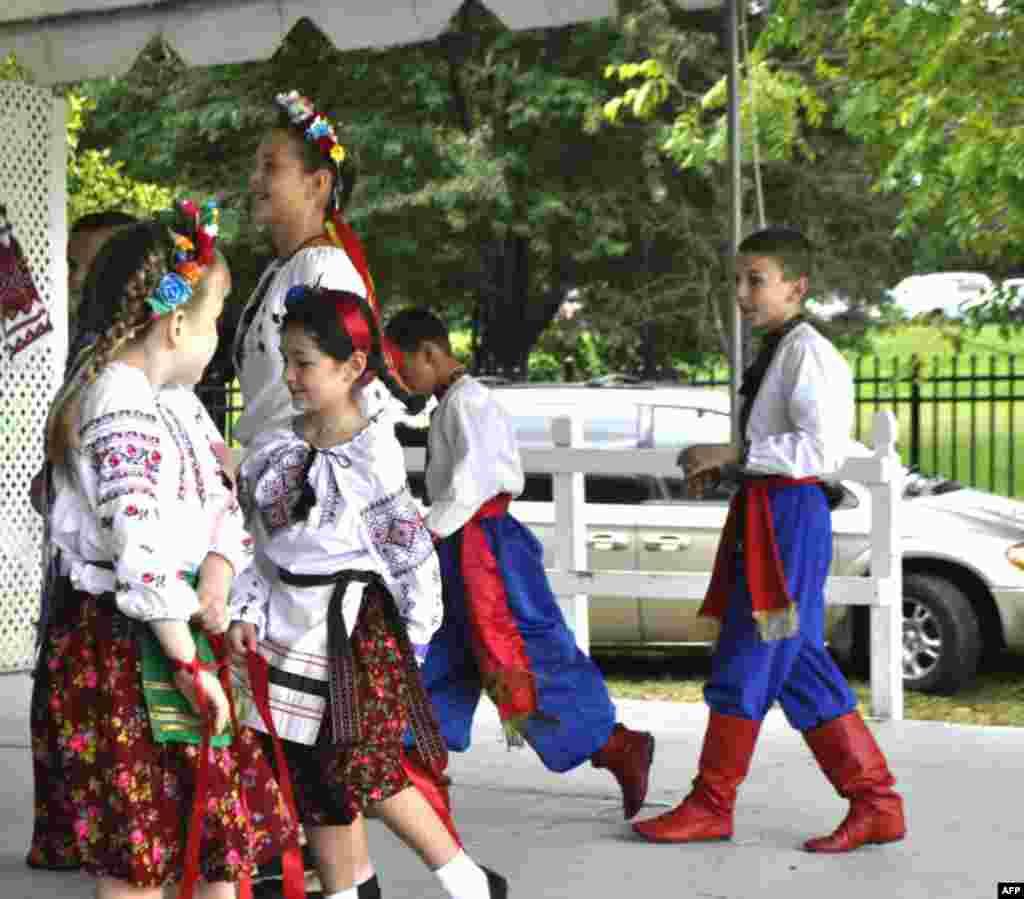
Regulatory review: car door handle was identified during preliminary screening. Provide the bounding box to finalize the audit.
[587,532,631,551]
[642,534,692,552]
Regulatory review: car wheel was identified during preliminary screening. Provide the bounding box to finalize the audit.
[902,573,982,694]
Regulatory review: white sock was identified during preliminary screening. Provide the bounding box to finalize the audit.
[435,849,489,899]
[324,889,358,899]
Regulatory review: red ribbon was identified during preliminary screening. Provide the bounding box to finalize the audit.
[170,652,216,899]
[326,213,378,317]
[246,649,307,899]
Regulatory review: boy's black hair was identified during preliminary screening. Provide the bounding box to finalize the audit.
[738,226,813,282]
[384,307,452,354]
[71,211,139,234]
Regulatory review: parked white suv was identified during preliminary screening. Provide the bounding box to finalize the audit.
[401,381,1024,695]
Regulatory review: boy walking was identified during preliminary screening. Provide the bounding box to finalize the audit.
[384,308,655,825]
[632,226,905,852]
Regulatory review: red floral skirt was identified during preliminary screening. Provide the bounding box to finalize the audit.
[28,588,298,887]
[262,584,420,826]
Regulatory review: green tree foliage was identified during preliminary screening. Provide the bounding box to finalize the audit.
[74,13,747,377]
[763,0,1024,266]
[1,53,173,224]
[598,1,912,354]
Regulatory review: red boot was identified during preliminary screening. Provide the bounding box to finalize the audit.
[802,712,906,852]
[591,724,656,819]
[401,746,463,846]
[632,712,760,843]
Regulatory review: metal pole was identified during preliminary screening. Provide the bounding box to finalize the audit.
[726,0,744,446]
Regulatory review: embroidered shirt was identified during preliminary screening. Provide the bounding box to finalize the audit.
[231,246,396,447]
[49,366,252,621]
[424,375,526,538]
[742,321,853,479]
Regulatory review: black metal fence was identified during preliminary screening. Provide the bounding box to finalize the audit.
[201,353,1024,498]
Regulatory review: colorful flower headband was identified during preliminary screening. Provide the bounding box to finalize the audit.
[147,199,220,319]
[275,90,347,167]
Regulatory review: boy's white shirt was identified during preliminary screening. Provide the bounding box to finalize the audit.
[424,375,525,538]
[743,321,854,478]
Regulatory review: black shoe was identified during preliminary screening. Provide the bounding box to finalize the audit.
[483,866,508,899]
[252,873,378,899]
[25,857,82,872]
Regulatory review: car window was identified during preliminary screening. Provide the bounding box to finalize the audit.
[509,412,639,448]
[586,475,658,504]
[514,474,658,504]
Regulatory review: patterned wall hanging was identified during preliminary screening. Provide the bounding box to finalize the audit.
[0,202,53,361]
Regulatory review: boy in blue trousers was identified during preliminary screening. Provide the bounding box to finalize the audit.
[384,308,655,829]
[632,226,906,853]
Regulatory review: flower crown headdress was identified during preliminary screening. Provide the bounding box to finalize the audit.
[147,198,220,319]
[275,90,347,168]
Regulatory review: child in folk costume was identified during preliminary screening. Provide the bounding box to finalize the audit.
[233,89,396,452]
[233,87,458,891]
[383,308,656,821]
[227,284,509,899]
[632,226,906,852]
[35,214,299,899]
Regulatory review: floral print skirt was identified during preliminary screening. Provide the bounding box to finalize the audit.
[28,587,298,887]
[262,583,419,826]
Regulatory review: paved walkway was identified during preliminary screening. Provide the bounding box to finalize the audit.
[2,671,1021,898]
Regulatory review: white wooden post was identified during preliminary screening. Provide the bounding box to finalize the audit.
[868,411,904,721]
[551,415,590,653]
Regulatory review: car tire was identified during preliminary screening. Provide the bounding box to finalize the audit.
[840,574,982,695]
[901,574,982,694]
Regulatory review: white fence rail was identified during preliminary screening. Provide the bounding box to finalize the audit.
[407,410,904,721]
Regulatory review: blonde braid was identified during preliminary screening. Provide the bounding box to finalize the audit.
[47,251,168,463]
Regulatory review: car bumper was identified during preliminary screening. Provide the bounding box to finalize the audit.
[992,587,1024,653]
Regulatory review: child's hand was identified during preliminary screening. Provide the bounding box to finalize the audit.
[227,621,259,664]
[678,444,739,499]
[195,553,234,635]
[173,666,231,735]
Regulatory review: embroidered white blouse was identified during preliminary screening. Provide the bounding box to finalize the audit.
[231,245,394,447]
[228,415,442,743]
[743,321,854,479]
[49,366,252,621]
[424,375,525,538]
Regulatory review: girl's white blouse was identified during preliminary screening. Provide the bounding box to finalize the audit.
[231,245,395,447]
[229,415,442,663]
[50,365,252,621]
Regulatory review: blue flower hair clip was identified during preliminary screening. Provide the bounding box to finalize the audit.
[146,198,220,320]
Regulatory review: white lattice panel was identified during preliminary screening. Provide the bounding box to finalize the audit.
[0,82,66,671]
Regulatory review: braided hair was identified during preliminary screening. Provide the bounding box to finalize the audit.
[281,285,426,520]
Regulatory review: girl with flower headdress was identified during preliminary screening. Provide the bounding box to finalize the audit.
[234,90,462,892]
[226,284,509,899]
[233,90,395,452]
[33,216,299,899]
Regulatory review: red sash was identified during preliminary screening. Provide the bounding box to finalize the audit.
[699,477,820,641]
[459,494,538,726]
